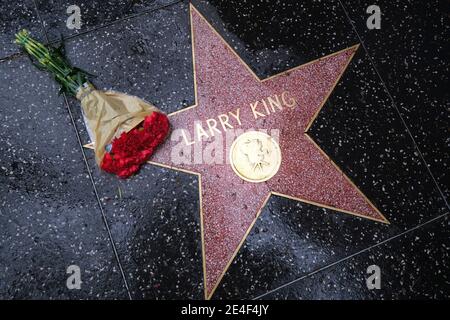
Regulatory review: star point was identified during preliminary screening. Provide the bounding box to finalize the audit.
[141,5,388,299]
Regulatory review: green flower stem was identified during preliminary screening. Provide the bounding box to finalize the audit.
[14,29,88,96]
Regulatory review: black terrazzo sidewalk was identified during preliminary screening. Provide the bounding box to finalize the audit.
[0,0,448,299]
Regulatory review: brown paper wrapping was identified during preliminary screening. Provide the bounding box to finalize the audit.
[76,83,160,165]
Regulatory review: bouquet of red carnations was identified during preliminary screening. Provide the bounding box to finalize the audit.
[15,30,169,178]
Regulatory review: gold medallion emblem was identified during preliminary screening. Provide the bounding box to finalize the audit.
[230,131,281,183]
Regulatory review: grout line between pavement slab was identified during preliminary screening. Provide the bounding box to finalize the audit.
[61,93,133,300]
[31,0,133,300]
[337,0,449,211]
[47,0,184,43]
[253,211,449,299]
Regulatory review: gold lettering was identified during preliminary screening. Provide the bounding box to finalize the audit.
[229,108,242,125]
[195,122,209,141]
[218,114,233,131]
[250,101,265,119]
[281,91,297,108]
[268,95,283,112]
[185,92,296,144]
[261,100,270,114]
[206,118,222,137]
[181,129,195,146]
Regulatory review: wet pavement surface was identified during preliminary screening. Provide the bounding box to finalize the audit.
[0,0,448,299]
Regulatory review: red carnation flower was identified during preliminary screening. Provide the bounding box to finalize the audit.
[100,112,170,178]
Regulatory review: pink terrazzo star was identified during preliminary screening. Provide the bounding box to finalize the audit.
[150,5,388,299]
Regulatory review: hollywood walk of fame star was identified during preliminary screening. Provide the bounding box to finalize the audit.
[149,5,389,299]
[86,4,389,299]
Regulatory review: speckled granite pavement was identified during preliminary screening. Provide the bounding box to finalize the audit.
[0,0,448,300]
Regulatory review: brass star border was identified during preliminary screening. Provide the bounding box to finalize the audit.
[84,4,389,300]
